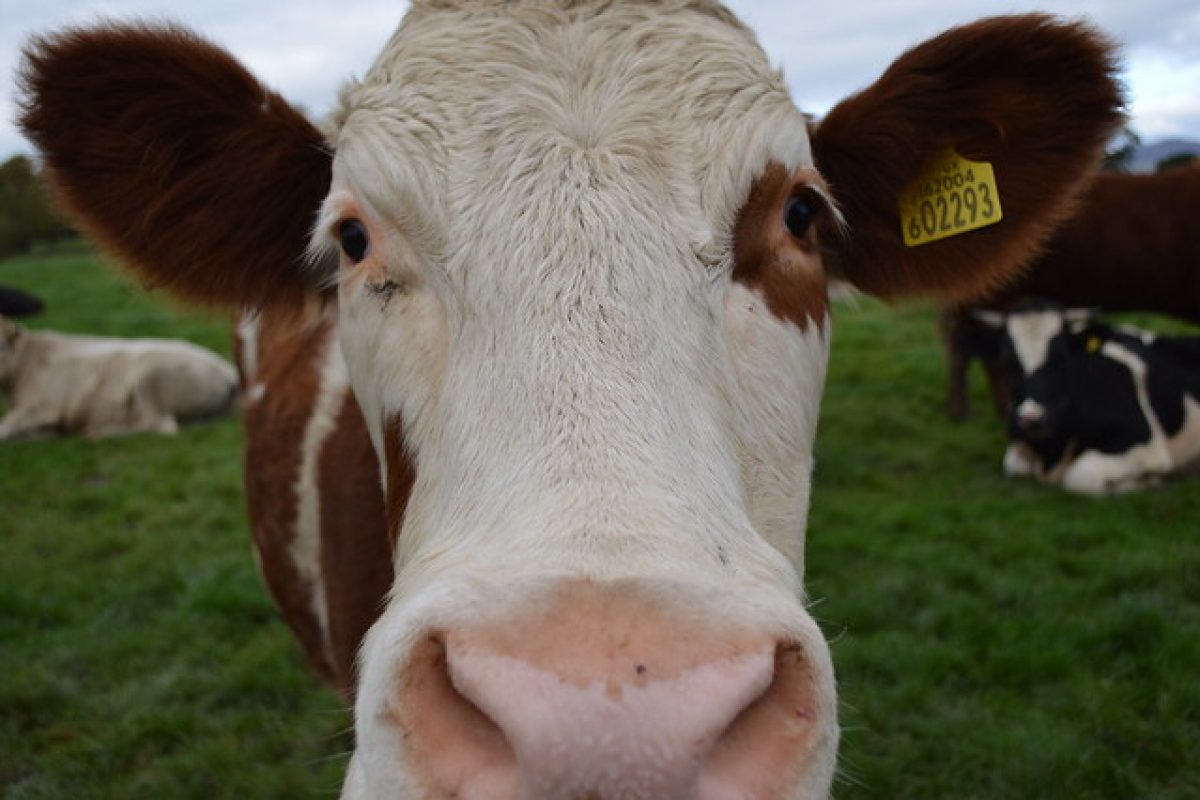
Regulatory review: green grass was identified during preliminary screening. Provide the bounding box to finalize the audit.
[0,248,352,799]
[2,247,1198,798]
[812,301,1200,799]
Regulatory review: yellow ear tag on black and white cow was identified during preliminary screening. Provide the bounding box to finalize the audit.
[899,150,1003,247]
[1086,335,1103,353]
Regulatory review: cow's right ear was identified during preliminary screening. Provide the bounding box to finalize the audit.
[19,25,333,309]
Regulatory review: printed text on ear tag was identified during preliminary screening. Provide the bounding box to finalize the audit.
[899,151,1003,247]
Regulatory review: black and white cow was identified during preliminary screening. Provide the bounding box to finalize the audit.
[982,300,1200,494]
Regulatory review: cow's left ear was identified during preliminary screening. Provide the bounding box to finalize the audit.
[19,24,333,309]
[812,14,1124,303]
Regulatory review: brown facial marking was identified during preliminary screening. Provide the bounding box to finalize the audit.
[317,390,394,697]
[733,162,829,330]
[241,304,406,699]
[384,415,417,551]
[239,304,338,686]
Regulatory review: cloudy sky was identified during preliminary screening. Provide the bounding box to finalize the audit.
[2,0,1199,159]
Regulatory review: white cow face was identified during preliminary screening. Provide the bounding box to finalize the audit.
[320,6,830,590]
[316,8,840,796]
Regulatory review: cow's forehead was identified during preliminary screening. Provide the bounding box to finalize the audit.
[1007,311,1067,374]
[327,0,811,239]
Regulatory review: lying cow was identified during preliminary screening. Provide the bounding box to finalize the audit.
[0,286,45,318]
[940,164,1200,420]
[0,317,238,439]
[20,6,1123,798]
[981,301,1200,494]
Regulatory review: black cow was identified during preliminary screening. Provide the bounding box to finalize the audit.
[980,300,1200,494]
[0,287,44,318]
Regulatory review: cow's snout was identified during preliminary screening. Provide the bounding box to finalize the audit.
[1011,398,1055,438]
[380,583,833,799]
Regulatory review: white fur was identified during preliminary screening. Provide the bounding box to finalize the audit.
[1005,310,1065,374]
[290,334,352,669]
[235,311,266,405]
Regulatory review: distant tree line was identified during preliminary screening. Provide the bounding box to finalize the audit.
[0,155,75,259]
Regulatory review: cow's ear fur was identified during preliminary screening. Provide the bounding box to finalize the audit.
[19,25,332,309]
[813,15,1124,303]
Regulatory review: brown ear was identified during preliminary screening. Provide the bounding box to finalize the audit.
[18,25,332,309]
[812,15,1124,302]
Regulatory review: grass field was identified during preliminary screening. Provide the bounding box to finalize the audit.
[2,247,1198,799]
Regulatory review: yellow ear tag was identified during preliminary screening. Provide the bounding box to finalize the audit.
[899,150,1003,247]
[1086,336,1102,353]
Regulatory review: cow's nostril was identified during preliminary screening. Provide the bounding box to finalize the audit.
[700,643,831,796]
[390,636,518,799]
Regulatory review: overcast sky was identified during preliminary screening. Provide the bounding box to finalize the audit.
[3,0,1199,159]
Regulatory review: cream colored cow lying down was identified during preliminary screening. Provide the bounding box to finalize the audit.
[0,316,237,440]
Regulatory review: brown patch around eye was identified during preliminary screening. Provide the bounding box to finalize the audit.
[733,162,829,330]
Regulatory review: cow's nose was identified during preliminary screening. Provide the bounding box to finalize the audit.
[1014,398,1049,435]
[389,590,828,799]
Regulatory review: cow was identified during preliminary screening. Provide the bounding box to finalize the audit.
[0,286,44,318]
[19,5,1123,798]
[0,316,238,439]
[980,301,1200,495]
[941,164,1200,419]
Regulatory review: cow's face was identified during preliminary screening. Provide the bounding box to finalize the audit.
[21,6,1123,798]
[992,305,1090,436]
[988,304,1097,472]
[315,10,839,795]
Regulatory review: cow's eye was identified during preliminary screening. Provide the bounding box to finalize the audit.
[784,193,818,239]
[339,219,370,263]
